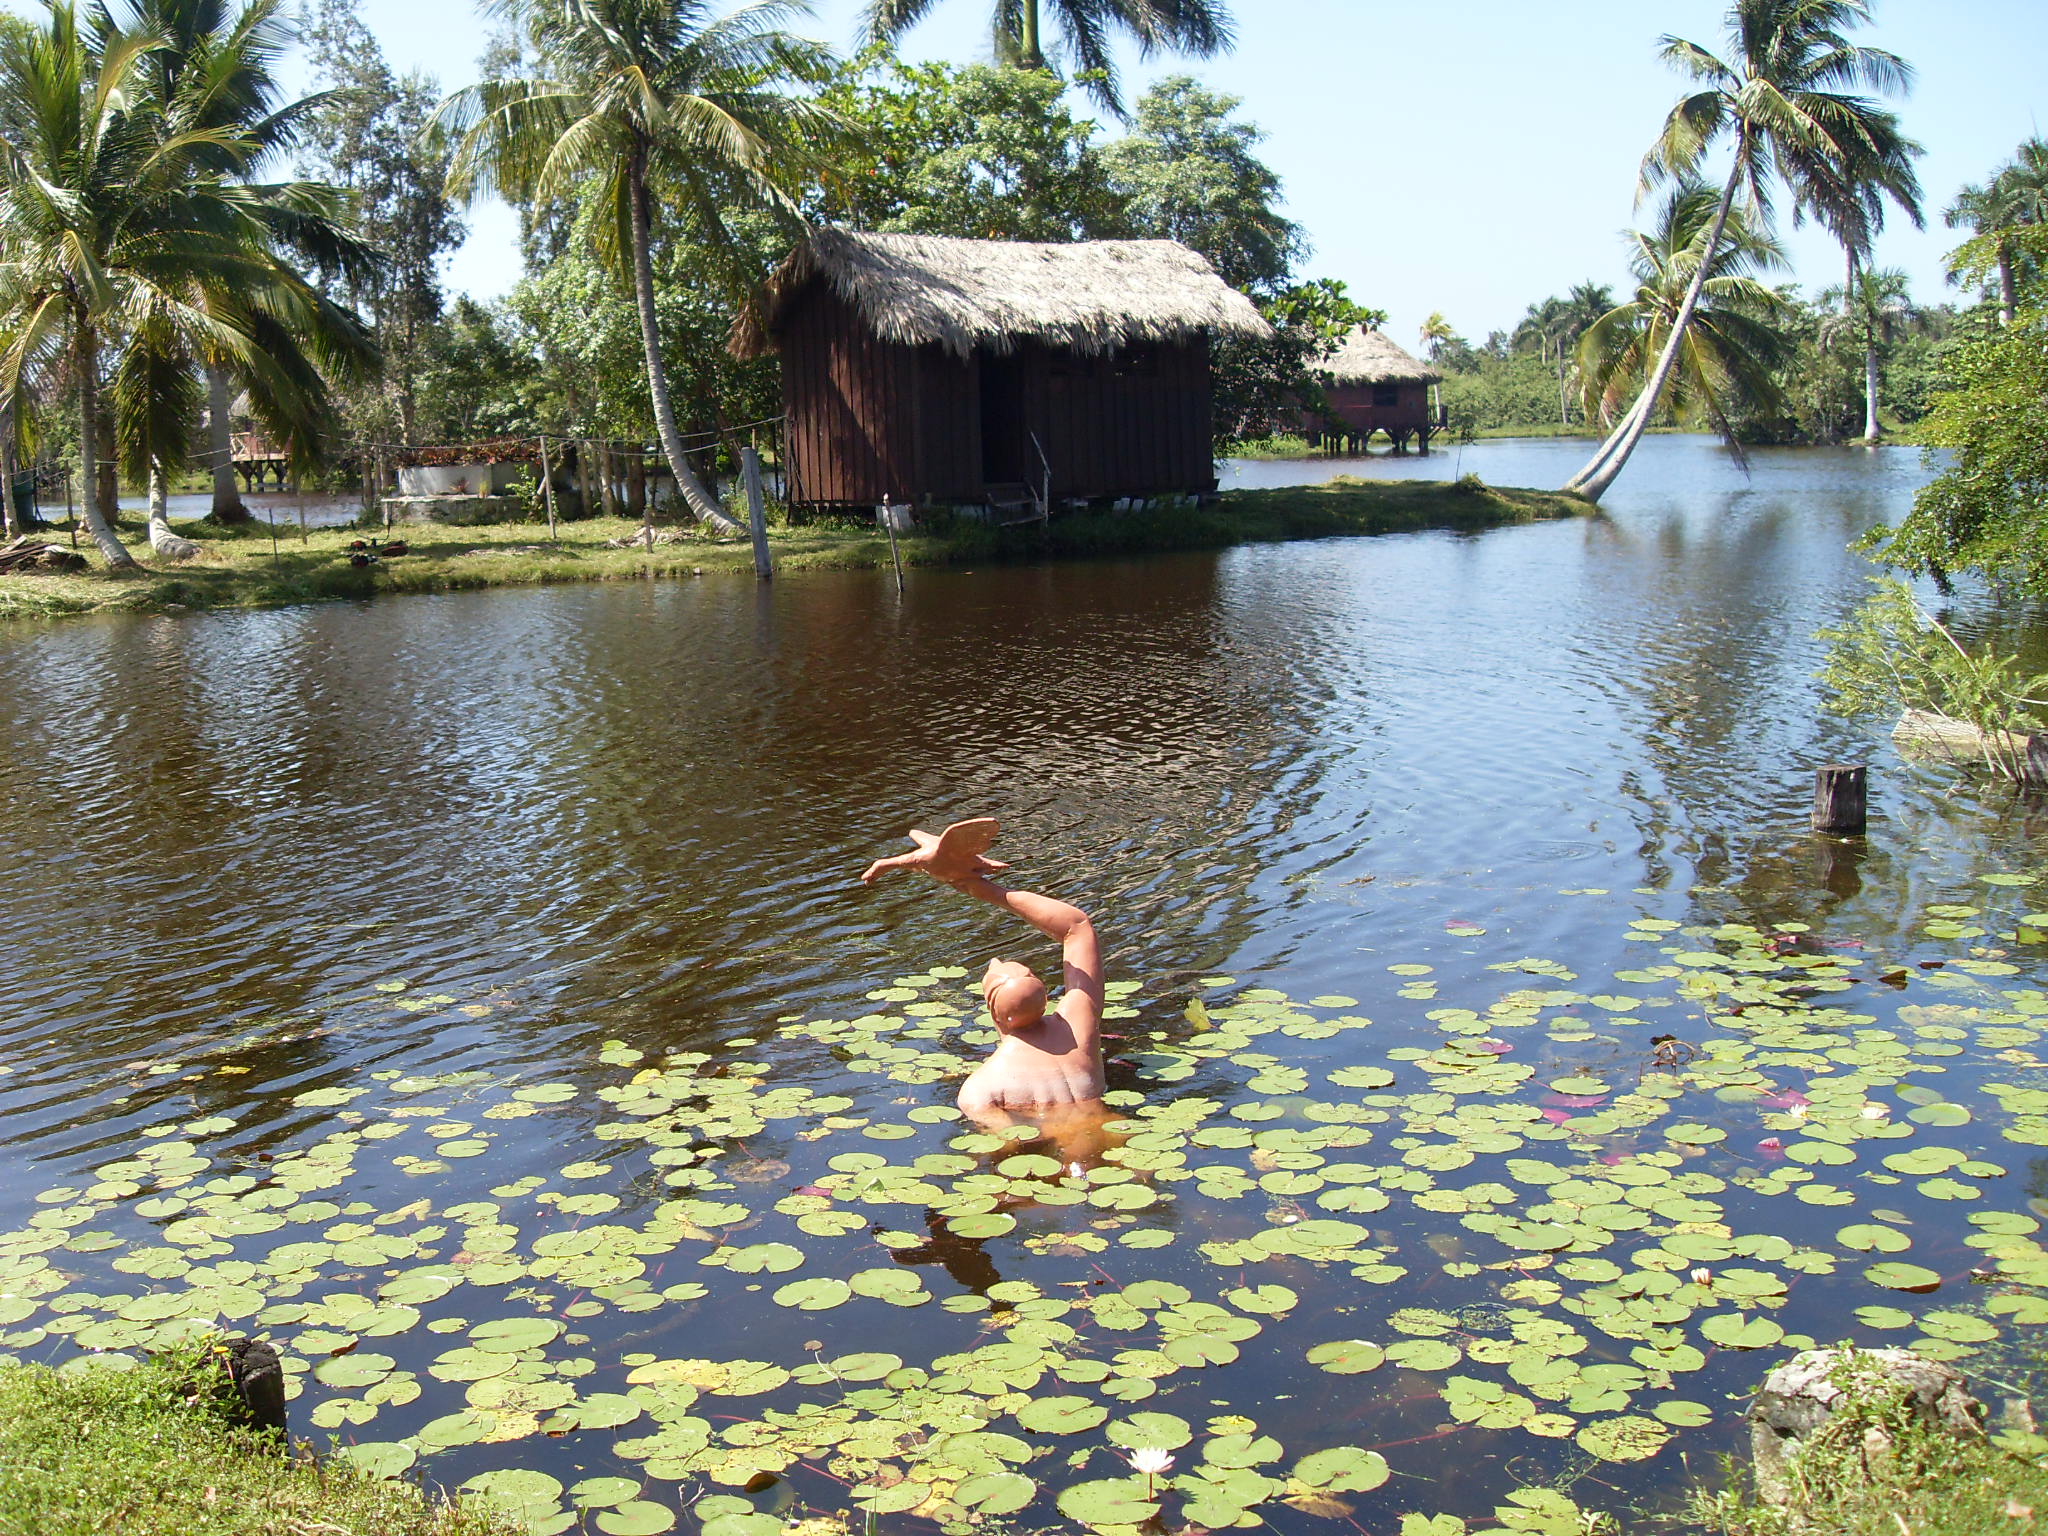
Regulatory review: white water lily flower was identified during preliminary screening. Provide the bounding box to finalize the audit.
[1690,1268,1712,1286]
[1126,1448,1175,1475]
[1787,1102,1810,1121]
[1067,1162,1085,1180]
[1861,1102,1890,1120]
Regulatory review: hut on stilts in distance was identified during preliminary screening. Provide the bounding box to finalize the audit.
[730,230,1270,520]
[1305,326,1445,454]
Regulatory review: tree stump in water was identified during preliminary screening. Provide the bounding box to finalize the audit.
[1749,1347,1981,1505]
[1811,764,1867,834]
[210,1336,287,1441]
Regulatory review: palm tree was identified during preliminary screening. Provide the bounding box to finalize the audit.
[1820,264,1913,441]
[1576,179,1795,452]
[0,3,373,567]
[96,0,381,534]
[1563,0,1915,502]
[1946,139,2048,326]
[439,0,845,537]
[1417,310,1454,421]
[863,0,1232,119]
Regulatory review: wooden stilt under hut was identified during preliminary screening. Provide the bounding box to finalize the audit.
[1305,326,1445,454]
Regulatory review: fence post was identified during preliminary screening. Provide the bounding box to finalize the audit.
[1812,764,1868,835]
[742,445,772,580]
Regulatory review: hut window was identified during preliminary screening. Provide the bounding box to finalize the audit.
[1372,383,1400,408]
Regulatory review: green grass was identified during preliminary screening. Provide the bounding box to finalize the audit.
[0,477,1588,624]
[0,1350,507,1536]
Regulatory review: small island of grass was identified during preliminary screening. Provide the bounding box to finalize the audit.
[0,478,1588,624]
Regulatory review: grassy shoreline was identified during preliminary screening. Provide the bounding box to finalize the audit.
[0,477,1587,624]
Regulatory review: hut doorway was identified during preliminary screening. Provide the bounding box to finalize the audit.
[979,354,1029,487]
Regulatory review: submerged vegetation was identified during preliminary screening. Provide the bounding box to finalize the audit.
[10,884,2048,1531]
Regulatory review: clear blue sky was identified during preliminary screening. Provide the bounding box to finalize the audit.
[59,0,2048,345]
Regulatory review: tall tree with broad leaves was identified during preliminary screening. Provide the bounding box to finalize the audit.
[1575,179,1795,455]
[302,0,463,448]
[438,0,844,536]
[862,0,1231,119]
[1099,75,1299,294]
[1563,0,1915,502]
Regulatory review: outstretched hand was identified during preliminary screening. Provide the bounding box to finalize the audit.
[860,821,1010,886]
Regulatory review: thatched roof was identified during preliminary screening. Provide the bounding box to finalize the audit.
[730,229,1272,360]
[1316,326,1442,385]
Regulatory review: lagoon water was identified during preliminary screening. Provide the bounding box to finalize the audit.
[4,434,2041,1529]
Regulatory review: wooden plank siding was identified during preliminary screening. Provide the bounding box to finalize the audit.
[775,279,1219,509]
[1319,381,1436,438]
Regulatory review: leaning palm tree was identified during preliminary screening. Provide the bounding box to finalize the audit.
[439,0,845,537]
[863,0,1231,119]
[1563,0,1915,502]
[1577,179,1795,454]
[1819,264,1913,441]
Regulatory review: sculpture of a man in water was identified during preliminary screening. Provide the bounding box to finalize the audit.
[860,819,1105,1120]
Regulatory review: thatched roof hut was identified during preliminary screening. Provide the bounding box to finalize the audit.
[740,230,1269,509]
[731,229,1270,361]
[1315,326,1442,385]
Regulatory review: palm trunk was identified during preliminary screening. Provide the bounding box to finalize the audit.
[0,402,18,541]
[1556,354,1569,427]
[74,325,135,569]
[146,458,200,560]
[1997,243,2016,326]
[1565,155,1744,502]
[1019,0,1043,67]
[206,366,249,522]
[626,147,741,534]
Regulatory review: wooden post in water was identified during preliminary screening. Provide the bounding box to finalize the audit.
[881,494,905,595]
[742,445,772,579]
[538,436,558,542]
[1812,764,1868,835]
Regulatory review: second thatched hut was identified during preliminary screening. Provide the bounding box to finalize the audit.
[1306,326,1445,453]
[731,230,1271,517]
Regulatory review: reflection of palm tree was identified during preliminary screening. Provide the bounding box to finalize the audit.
[1820,266,1915,442]
[1565,0,1915,501]
[1576,180,1794,449]
[440,0,841,535]
[862,0,1233,118]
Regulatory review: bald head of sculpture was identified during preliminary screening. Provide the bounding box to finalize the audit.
[981,957,1048,1033]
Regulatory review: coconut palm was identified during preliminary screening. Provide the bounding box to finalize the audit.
[1576,179,1795,454]
[1818,264,1913,442]
[863,0,1231,119]
[0,3,374,566]
[1563,0,1915,501]
[96,0,381,534]
[439,0,845,536]
[1946,138,2048,326]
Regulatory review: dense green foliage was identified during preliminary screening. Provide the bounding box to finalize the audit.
[0,1349,504,1536]
[1819,578,2048,778]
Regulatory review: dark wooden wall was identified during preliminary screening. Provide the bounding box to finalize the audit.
[1319,381,1436,436]
[776,280,1219,508]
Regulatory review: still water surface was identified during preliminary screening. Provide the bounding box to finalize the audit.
[5,434,2042,1527]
